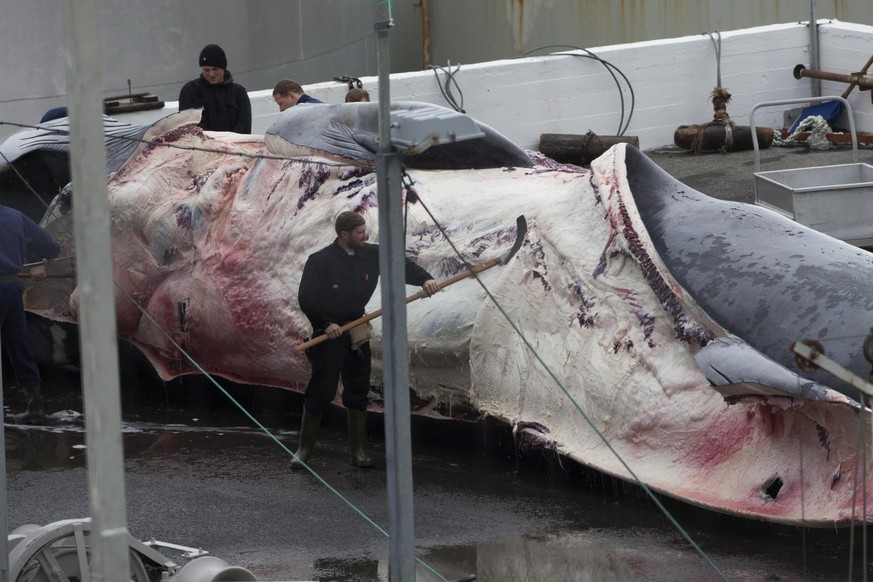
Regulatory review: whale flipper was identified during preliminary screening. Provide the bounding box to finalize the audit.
[694,335,859,407]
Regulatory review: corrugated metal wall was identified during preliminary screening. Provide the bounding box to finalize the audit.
[388,0,870,72]
[3,0,872,140]
[0,0,382,140]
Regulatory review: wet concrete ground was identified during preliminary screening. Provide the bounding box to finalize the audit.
[6,141,873,581]
[4,364,873,581]
[644,139,873,204]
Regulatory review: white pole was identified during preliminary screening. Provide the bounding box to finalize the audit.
[375,19,417,581]
[63,1,131,580]
[809,0,821,97]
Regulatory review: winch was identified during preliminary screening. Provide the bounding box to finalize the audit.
[7,518,257,582]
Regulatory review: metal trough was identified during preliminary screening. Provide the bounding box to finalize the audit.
[754,163,873,245]
[749,96,873,247]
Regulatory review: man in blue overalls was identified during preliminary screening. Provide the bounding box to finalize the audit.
[0,205,60,423]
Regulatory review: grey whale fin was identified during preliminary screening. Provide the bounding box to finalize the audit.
[0,116,147,175]
[266,101,533,169]
[321,121,379,159]
[695,336,860,409]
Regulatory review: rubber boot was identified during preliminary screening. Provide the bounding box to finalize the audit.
[347,408,374,468]
[12,384,46,425]
[290,408,322,470]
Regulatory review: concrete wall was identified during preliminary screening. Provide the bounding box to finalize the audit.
[0,0,381,140]
[148,20,866,152]
[380,19,873,150]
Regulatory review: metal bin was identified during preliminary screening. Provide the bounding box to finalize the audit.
[750,96,872,245]
[754,163,873,246]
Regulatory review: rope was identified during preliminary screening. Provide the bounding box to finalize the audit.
[0,149,51,215]
[519,45,635,137]
[117,282,451,582]
[849,390,866,580]
[427,62,465,113]
[0,120,355,169]
[3,114,722,576]
[799,428,808,575]
[772,115,832,150]
[403,169,728,581]
[0,128,449,582]
[15,109,867,579]
[704,31,722,89]
[860,392,870,582]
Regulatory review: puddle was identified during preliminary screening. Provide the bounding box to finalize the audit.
[3,368,871,581]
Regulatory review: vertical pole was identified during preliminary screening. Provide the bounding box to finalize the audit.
[63,1,130,580]
[809,0,821,97]
[421,0,432,69]
[375,19,416,582]
[0,337,7,582]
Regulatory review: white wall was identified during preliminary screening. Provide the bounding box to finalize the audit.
[104,20,873,151]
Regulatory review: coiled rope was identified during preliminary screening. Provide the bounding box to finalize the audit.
[772,114,833,150]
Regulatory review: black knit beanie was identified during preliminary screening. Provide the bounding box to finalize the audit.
[199,44,227,69]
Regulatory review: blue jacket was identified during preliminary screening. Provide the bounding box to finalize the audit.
[0,206,60,276]
[297,94,323,104]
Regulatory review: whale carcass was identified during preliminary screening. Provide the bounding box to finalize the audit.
[7,103,873,526]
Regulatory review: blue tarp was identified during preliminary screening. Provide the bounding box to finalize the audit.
[789,100,844,132]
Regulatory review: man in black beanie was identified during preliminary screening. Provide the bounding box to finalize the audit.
[179,44,252,133]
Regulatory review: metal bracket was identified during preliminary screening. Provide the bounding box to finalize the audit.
[791,341,873,398]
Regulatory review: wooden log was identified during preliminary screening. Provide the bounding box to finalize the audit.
[674,124,774,153]
[103,92,164,115]
[538,133,640,166]
[779,130,873,144]
[103,100,166,115]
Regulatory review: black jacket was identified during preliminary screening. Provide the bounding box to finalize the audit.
[178,71,252,133]
[298,240,433,331]
[0,205,60,276]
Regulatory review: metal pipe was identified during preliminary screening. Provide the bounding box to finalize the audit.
[375,19,417,582]
[809,0,821,96]
[63,1,130,580]
[842,55,873,98]
[794,64,873,90]
[421,0,431,69]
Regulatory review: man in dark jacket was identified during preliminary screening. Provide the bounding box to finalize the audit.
[179,44,252,133]
[295,211,439,469]
[0,205,60,423]
[272,79,323,112]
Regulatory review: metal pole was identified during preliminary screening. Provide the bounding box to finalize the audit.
[375,19,416,582]
[0,336,8,582]
[63,1,130,580]
[794,65,873,91]
[809,0,821,97]
[421,0,432,69]
[749,96,858,173]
